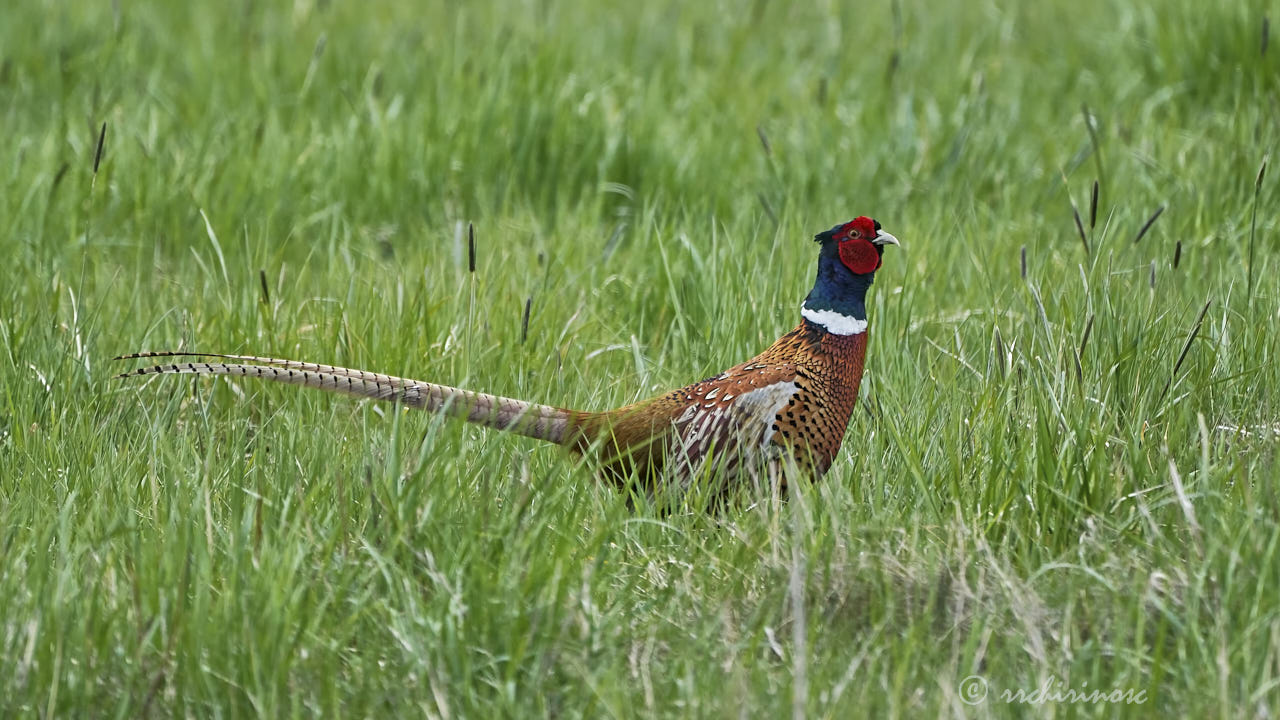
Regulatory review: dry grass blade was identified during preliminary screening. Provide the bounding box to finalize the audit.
[993,326,1006,379]
[1133,205,1165,244]
[1078,314,1094,361]
[1089,180,1099,228]
[468,222,477,273]
[1159,300,1212,404]
[1073,205,1089,254]
[521,296,532,344]
[1248,157,1266,305]
[92,122,107,175]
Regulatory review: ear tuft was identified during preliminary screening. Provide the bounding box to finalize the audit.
[814,227,839,243]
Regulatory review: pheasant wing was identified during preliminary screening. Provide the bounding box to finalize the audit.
[665,361,808,485]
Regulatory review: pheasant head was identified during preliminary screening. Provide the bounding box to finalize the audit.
[801,216,899,335]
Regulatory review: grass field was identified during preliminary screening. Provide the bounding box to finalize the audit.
[2,0,1278,716]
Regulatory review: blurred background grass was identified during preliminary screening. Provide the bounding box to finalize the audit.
[1,0,1277,716]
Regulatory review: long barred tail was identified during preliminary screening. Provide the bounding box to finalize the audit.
[114,351,581,445]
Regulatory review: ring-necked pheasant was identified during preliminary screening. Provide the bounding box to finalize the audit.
[117,216,898,499]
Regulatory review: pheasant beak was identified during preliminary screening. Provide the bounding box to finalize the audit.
[872,231,900,248]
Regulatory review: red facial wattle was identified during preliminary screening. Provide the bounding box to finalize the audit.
[838,238,881,274]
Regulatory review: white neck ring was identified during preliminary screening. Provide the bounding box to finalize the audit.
[801,304,867,335]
